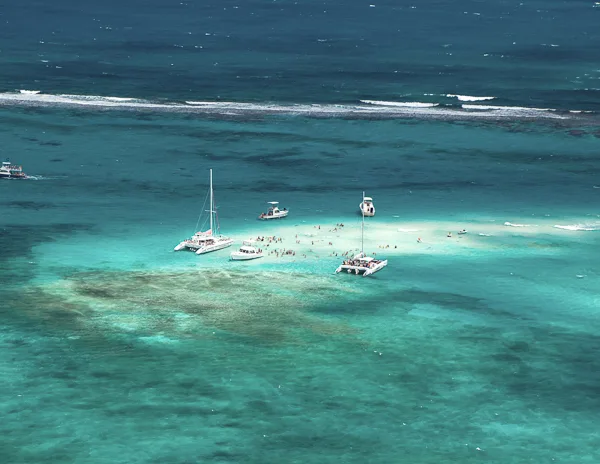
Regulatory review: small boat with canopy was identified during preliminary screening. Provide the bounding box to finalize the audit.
[359,195,375,217]
[258,201,288,220]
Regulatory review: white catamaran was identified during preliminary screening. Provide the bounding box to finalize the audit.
[336,191,387,277]
[174,169,233,255]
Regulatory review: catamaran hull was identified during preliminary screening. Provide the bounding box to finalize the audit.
[335,260,388,277]
[174,241,205,251]
[195,240,234,254]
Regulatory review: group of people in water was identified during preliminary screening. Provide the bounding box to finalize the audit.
[446,229,468,238]
[414,229,467,242]
[251,223,471,260]
[255,235,282,243]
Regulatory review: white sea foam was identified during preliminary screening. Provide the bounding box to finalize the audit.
[105,97,136,102]
[478,233,491,236]
[461,104,567,119]
[504,222,530,227]
[447,94,495,101]
[553,224,597,231]
[360,100,439,108]
[397,228,420,232]
[0,91,577,121]
[463,104,551,111]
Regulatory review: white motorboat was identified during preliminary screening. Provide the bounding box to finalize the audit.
[230,240,264,261]
[336,191,387,277]
[174,169,233,254]
[0,160,28,179]
[258,201,288,220]
[359,195,375,217]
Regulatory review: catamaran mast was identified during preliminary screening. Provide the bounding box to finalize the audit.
[209,169,213,234]
[361,191,365,253]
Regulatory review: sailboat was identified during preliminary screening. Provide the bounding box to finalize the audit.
[335,191,388,277]
[174,169,234,254]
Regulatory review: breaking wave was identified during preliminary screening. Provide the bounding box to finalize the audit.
[553,224,598,231]
[0,90,584,121]
[447,94,495,102]
[359,99,439,108]
[504,222,531,227]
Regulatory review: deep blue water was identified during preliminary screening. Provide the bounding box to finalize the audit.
[2,1,600,463]
[1,0,600,109]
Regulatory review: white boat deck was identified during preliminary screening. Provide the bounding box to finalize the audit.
[259,201,288,220]
[335,254,388,277]
[173,169,233,255]
[230,240,263,260]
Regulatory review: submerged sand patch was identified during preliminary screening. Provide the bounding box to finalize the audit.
[231,216,578,264]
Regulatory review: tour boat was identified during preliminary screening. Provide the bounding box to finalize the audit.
[174,169,233,254]
[336,192,387,277]
[258,201,288,220]
[230,240,264,261]
[0,160,28,179]
[359,195,375,217]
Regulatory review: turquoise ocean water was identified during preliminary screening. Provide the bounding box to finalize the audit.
[2,1,600,462]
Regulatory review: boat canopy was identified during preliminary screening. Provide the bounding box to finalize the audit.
[267,201,279,205]
[363,197,373,202]
[240,246,257,252]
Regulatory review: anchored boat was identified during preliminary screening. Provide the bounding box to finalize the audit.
[230,240,264,261]
[336,191,387,277]
[258,201,288,220]
[174,169,233,255]
[359,195,375,217]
